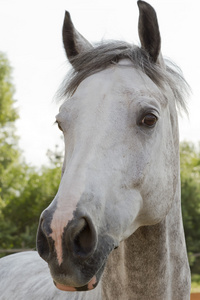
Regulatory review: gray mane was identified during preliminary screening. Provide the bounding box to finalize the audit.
[59,41,189,113]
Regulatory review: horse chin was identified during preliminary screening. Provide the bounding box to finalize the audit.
[48,234,116,292]
[54,276,98,292]
[52,261,106,292]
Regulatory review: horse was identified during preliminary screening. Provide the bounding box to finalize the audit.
[0,1,191,299]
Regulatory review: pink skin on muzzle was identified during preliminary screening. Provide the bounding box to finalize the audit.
[55,276,97,292]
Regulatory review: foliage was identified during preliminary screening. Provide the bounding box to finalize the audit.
[0,53,62,254]
[0,164,61,251]
[0,53,18,125]
[0,52,21,204]
[191,274,200,293]
[0,52,26,253]
[180,141,200,273]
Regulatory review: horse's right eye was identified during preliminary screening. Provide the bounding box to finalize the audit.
[56,121,63,131]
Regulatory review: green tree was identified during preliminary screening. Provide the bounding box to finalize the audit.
[0,52,29,252]
[180,141,200,273]
[1,164,61,250]
[0,53,63,253]
[0,52,23,205]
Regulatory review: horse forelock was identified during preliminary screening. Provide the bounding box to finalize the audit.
[58,41,189,114]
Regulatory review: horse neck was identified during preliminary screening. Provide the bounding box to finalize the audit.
[102,178,191,300]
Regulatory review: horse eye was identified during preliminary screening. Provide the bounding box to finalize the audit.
[55,121,63,131]
[141,114,158,127]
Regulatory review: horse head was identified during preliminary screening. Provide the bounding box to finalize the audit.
[37,1,188,292]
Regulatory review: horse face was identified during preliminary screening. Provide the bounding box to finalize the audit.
[37,0,179,292]
[37,63,177,291]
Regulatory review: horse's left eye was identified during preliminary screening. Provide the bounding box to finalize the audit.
[141,114,158,127]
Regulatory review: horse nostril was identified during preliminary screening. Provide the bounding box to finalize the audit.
[72,218,97,258]
[37,217,52,262]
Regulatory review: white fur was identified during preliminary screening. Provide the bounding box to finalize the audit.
[0,251,101,300]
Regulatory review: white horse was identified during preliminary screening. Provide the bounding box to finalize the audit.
[0,1,191,299]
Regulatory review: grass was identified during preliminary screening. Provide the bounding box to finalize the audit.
[191,274,200,293]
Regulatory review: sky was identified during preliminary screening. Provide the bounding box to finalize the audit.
[0,0,199,166]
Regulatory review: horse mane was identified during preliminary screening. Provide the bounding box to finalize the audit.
[58,41,189,113]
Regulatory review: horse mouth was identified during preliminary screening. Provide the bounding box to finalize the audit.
[54,276,97,292]
[53,260,106,292]
[48,234,117,292]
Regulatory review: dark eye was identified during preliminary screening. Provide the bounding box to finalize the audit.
[56,121,63,131]
[141,114,158,127]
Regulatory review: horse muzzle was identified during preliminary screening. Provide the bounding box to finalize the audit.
[36,208,116,291]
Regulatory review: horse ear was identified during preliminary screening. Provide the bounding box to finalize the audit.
[62,11,93,62]
[137,1,161,63]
